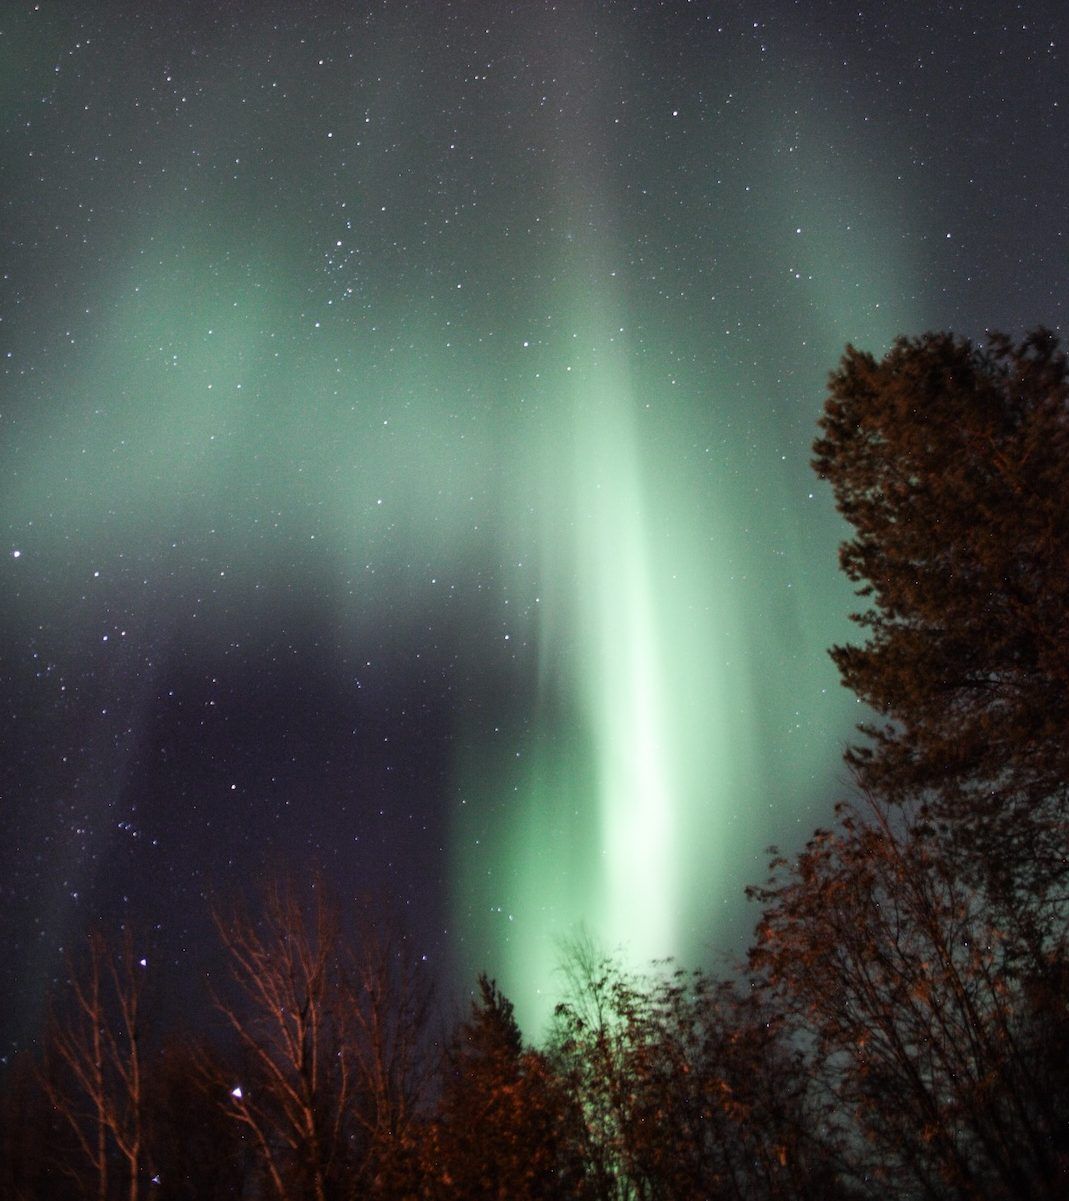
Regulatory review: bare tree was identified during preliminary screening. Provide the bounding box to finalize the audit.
[39,927,149,1201]
[550,937,855,1201]
[748,795,1069,1200]
[208,879,352,1201]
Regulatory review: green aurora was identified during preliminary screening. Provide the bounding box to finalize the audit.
[2,4,927,1036]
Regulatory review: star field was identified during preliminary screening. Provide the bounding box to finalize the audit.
[2,0,1067,1045]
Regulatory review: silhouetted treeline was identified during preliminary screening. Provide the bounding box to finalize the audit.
[4,329,1067,1199]
[5,846,1066,1201]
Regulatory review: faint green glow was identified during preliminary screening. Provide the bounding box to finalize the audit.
[3,12,922,1041]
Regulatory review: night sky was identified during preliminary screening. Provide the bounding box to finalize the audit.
[3,0,1067,1049]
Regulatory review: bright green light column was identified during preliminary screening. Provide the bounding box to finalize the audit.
[564,353,677,959]
[451,286,754,1034]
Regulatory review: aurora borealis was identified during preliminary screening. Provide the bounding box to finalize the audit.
[3,2,1066,1046]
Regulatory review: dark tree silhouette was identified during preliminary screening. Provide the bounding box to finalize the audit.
[551,940,858,1201]
[748,796,1069,1200]
[343,905,438,1198]
[145,1038,248,1201]
[0,1052,60,1201]
[813,329,1069,901]
[423,975,588,1201]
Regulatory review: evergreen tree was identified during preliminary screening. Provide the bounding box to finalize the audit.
[424,975,587,1200]
[813,328,1069,898]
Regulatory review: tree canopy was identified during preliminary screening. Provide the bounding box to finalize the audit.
[813,328,1069,894]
